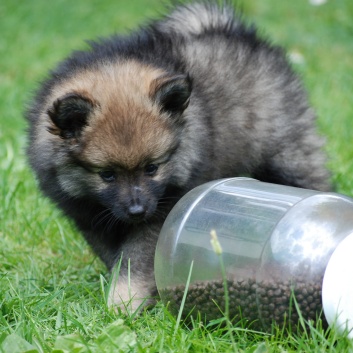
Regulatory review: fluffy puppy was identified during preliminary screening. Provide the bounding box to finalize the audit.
[26,2,331,311]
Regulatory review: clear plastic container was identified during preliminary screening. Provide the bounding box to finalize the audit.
[154,178,353,334]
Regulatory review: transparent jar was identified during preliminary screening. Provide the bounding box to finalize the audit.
[154,178,353,334]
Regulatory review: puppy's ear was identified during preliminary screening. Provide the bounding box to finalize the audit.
[47,93,95,139]
[151,74,192,114]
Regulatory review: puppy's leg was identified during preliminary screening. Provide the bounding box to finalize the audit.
[107,224,160,314]
[108,267,157,313]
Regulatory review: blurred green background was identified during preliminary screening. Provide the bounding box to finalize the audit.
[0,0,352,350]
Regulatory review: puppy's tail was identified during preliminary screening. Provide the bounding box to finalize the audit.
[156,1,241,37]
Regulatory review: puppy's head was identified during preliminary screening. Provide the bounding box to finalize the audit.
[45,61,192,223]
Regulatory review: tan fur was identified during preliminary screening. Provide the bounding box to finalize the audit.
[80,100,172,169]
[44,61,166,105]
[42,61,175,170]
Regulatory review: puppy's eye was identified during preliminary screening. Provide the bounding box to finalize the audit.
[99,170,116,182]
[144,164,159,176]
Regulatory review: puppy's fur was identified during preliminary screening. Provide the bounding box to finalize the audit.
[26,2,331,311]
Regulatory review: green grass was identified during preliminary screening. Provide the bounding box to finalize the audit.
[1,0,353,351]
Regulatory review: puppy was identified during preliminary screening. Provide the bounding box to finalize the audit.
[26,2,331,312]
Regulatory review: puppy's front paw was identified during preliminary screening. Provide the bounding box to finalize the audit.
[108,273,157,314]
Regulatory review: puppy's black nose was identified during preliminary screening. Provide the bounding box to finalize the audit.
[128,204,146,220]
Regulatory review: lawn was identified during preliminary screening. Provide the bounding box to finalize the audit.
[1,0,353,352]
